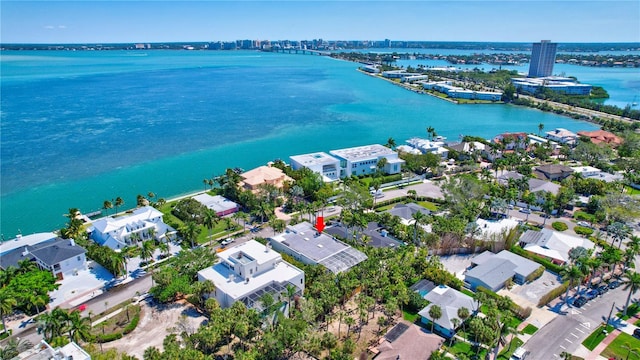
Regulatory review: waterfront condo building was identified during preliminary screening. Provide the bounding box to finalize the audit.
[329,144,404,178]
[197,240,304,311]
[528,40,557,78]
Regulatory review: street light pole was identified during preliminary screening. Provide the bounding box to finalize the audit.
[606,301,616,327]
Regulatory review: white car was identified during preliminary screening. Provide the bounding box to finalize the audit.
[221,238,235,246]
[577,221,592,228]
[510,347,529,360]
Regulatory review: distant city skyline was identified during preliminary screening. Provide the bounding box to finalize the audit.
[1,1,639,44]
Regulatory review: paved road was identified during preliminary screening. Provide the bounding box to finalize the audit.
[526,285,635,360]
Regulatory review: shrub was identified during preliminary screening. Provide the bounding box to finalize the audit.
[526,266,546,283]
[510,245,564,274]
[96,332,123,343]
[552,222,568,231]
[122,315,140,335]
[574,226,594,236]
[538,281,569,307]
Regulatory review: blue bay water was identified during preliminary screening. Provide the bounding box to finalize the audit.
[0,50,603,235]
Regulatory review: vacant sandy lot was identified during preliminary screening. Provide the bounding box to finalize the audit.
[102,300,207,358]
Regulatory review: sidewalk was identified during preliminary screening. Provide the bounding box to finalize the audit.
[585,329,620,360]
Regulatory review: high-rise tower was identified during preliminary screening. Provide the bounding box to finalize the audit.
[528,40,557,78]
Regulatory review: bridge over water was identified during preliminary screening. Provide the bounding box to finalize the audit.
[271,48,331,56]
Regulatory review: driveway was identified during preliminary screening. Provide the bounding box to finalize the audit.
[378,180,444,202]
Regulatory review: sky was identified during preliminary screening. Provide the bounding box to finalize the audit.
[1,1,639,44]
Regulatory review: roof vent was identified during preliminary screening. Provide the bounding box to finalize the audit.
[22,247,29,256]
[317,244,323,248]
[228,274,235,282]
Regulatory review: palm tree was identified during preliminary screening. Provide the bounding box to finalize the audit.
[233,211,249,232]
[458,307,470,335]
[386,137,397,150]
[345,316,355,338]
[140,240,155,265]
[411,211,428,245]
[114,197,124,215]
[0,338,32,359]
[203,209,220,246]
[102,200,113,216]
[67,310,91,343]
[608,222,631,249]
[428,305,442,333]
[158,241,170,259]
[622,270,640,315]
[538,123,544,136]
[179,221,201,248]
[561,265,583,303]
[426,126,435,140]
[0,292,17,334]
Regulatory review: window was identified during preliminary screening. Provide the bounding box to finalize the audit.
[77,256,82,261]
[301,279,303,284]
[53,264,61,271]
[250,269,253,275]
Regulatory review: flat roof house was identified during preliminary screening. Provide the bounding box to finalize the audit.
[197,240,304,311]
[418,285,477,338]
[534,164,574,181]
[405,138,449,159]
[90,206,174,250]
[290,152,341,182]
[519,228,595,265]
[269,222,368,274]
[545,128,577,145]
[15,340,91,360]
[465,250,542,292]
[330,144,404,178]
[1,238,87,281]
[192,193,239,217]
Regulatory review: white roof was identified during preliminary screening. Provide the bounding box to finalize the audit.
[192,193,238,213]
[571,166,601,174]
[290,152,340,167]
[198,241,303,301]
[330,144,396,161]
[217,240,281,265]
[522,229,595,263]
[92,206,163,234]
[0,232,57,255]
[475,218,519,238]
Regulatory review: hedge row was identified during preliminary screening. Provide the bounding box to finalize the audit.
[510,245,564,274]
[574,226,594,236]
[538,281,569,307]
[95,314,140,343]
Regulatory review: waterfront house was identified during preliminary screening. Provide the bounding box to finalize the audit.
[519,228,595,265]
[405,138,449,159]
[0,237,87,281]
[197,240,304,312]
[192,193,239,217]
[570,166,623,183]
[577,130,623,147]
[464,250,541,291]
[240,165,293,192]
[15,340,91,360]
[545,128,577,145]
[90,206,174,250]
[289,152,341,182]
[269,222,368,274]
[493,132,528,151]
[329,144,404,178]
[418,285,477,338]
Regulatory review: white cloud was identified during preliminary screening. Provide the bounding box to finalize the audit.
[44,25,55,29]
[58,25,66,29]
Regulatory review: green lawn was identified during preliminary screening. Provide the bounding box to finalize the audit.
[446,339,488,359]
[497,337,524,359]
[522,324,538,335]
[402,310,419,323]
[601,332,640,360]
[582,325,615,350]
[417,201,439,211]
[624,186,640,195]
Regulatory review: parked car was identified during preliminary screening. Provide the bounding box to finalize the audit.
[573,296,588,308]
[634,328,640,339]
[596,285,609,295]
[585,289,599,300]
[577,221,592,228]
[609,280,621,289]
[221,238,235,246]
[510,347,529,360]
[519,208,531,214]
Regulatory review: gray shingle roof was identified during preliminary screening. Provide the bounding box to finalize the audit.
[386,203,431,221]
[0,238,86,269]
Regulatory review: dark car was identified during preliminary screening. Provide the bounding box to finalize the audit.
[574,296,588,308]
[609,280,621,289]
[585,289,599,300]
[634,328,640,339]
[596,285,609,295]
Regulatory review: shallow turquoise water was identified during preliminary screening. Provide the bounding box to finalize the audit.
[1,50,601,235]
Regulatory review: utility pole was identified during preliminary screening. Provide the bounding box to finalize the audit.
[606,301,616,327]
